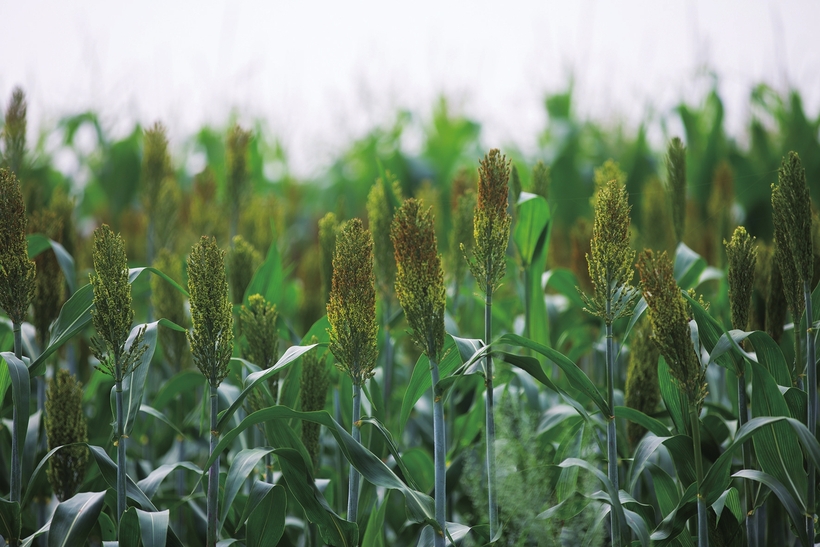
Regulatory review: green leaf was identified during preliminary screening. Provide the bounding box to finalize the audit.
[615,406,671,438]
[399,335,462,431]
[650,483,697,544]
[135,508,169,547]
[137,461,203,499]
[246,482,286,547]
[734,469,808,547]
[152,369,203,410]
[673,242,706,289]
[514,192,550,266]
[207,406,436,527]
[220,448,275,533]
[244,240,283,306]
[657,356,687,434]
[542,268,585,308]
[361,491,390,547]
[217,343,322,432]
[119,506,142,547]
[48,491,107,547]
[0,499,21,543]
[0,352,30,469]
[558,458,628,544]
[499,333,610,416]
[27,233,77,294]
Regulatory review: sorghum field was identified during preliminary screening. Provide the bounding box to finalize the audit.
[2,84,820,547]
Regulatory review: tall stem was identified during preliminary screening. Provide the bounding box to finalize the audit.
[10,323,22,506]
[737,369,756,547]
[805,280,816,545]
[347,383,362,523]
[430,357,447,547]
[485,283,498,538]
[116,378,126,521]
[333,386,345,512]
[605,321,621,547]
[690,403,708,547]
[207,383,219,547]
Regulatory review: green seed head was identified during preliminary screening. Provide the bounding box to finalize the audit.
[30,210,65,346]
[724,226,757,332]
[763,244,787,345]
[45,369,89,502]
[0,168,35,325]
[151,248,190,369]
[637,250,704,404]
[593,159,626,194]
[772,192,804,324]
[240,294,279,370]
[227,124,252,209]
[465,149,511,292]
[227,235,262,304]
[49,186,77,258]
[450,188,476,284]
[392,199,446,362]
[141,121,171,216]
[509,164,522,202]
[300,336,329,469]
[624,319,661,446]
[531,161,550,201]
[187,236,234,387]
[773,151,813,285]
[640,177,675,254]
[367,177,400,302]
[2,87,27,176]
[581,179,638,324]
[318,212,339,304]
[327,219,378,385]
[89,225,146,379]
[666,137,687,243]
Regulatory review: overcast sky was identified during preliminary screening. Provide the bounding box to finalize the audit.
[1,0,818,176]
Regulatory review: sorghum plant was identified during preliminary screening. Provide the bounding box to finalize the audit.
[666,137,687,244]
[580,172,639,547]
[45,369,89,502]
[300,336,329,469]
[624,319,660,447]
[227,124,252,239]
[319,212,339,304]
[724,225,757,542]
[141,121,171,266]
[327,218,378,524]
[227,235,262,304]
[89,224,147,522]
[392,198,447,546]
[638,250,708,547]
[0,167,35,506]
[2,87,26,177]
[241,294,280,405]
[463,149,511,538]
[187,236,234,547]
[772,151,815,542]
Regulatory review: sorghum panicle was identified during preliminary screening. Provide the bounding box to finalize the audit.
[724,226,757,332]
[227,235,262,304]
[666,137,687,243]
[300,336,329,469]
[45,369,89,502]
[29,210,65,346]
[319,212,339,304]
[0,168,35,325]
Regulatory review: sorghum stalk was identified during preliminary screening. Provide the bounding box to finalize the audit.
[724,226,757,546]
[580,169,638,547]
[0,168,35,510]
[772,152,815,542]
[638,251,708,547]
[89,225,147,523]
[463,150,511,538]
[187,236,234,547]
[327,219,378,524]
[393,199,447,546]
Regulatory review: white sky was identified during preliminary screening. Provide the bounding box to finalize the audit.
[1,0,818,177]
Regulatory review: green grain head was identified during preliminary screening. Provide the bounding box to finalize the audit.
[151,248,190,368]
[773,151,813,285]
[772,193,804,325]
[318,212,339,304]
[637,250,705,405]
[45,369,89,502]
[450,187,476,285]
[464,149,511,292]
[327,219,378,385]
[227,124,252,210]
[30,210,65,346]
[89,225,146,379]
[392,199,446,362]
[49,186,76,259]
[724,226,756,332]
[2,87,26,176]
[141,121,171,217]
[581,179,638,325]
[531,161,550,201]
[300,336,329,469]
[593,159,626,194]
[367,177,400,302]
[227,235,262,304]
[241,293,280,409]
[764,244,787,345]
[0,168,35,325]
[666,137,687,243]
[640,177,675,254]
[187,236,234,387]
[624,319,661,446]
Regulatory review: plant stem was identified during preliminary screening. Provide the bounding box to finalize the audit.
[208,383,219,547]
[605,321,621,547]
[430,357,447,547]
[485,283,498,539]
[805,280,816,545]
[347,383,362,524]
[737,368,756,547]
[383,303,393,416]
[690,403,708,547]
[116,378,126,521]
[10,322,22,509]
[333,386,345,512]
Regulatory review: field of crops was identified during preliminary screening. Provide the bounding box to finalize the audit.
[2,83,820,547]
